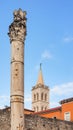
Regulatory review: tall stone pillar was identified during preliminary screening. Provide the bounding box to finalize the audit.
[8,9,27,130]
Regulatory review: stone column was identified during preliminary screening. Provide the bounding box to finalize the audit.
[8,9,27,130]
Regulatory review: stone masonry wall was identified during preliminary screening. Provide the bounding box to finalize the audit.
[0,109,73,130]
[0,109,10,130]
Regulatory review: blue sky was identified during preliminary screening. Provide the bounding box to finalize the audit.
[0,0,73,109]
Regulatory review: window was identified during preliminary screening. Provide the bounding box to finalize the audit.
[45,106,47,110]
[34,107,36,112]
[34,94,36,101]
[41,106,43,111]
[37,93,39,101]
[53,116,57,119]
[41,93,43,100]
[37,106,39,112]
[64,112,70,121]
[45,94,47,101]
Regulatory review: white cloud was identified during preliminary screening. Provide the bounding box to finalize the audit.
[50,101,60,108]
[0,95,32,109]
[51,82,73,96]
[0,82,73,109]
[0,95,10,109]
[41,50,52,60]
[63,36,73,43]
[25,95,32,109]
[50,82,73,108]
[0,95,9,101]
[25,96,31,102]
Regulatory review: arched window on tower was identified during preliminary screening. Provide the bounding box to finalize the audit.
[37,106,39,112]
[34,107,36,112]
[45,93,47,101]
[41,106,43,111]
[37,93,39,101]
[45,106,47,110]
[41,93,44,100]
[34,94,36,101]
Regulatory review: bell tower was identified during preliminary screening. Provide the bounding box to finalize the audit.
[32,64,49,112]
[8,9,27,130]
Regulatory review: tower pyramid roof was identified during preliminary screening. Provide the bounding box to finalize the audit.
[37,63,44,85]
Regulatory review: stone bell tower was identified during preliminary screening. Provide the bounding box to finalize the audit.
[8,9,27,130]
[32,64,49,112]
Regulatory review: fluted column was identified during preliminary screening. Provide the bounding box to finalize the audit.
[8,9,27,130]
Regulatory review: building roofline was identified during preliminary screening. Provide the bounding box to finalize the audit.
[24,108,34,112]
[32,106,62,115]
[59,97,73,104]
[0,107,34,113]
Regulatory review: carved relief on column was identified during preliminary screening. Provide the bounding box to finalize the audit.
[8,9,27,42]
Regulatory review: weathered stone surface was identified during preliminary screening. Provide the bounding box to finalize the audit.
[8,8,27,130]
[0,109,73,130]
[8,9,26,42]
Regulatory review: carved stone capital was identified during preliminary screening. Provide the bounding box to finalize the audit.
[8,9,27,42]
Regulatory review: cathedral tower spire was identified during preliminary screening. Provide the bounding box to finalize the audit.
[37,63,44,85]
